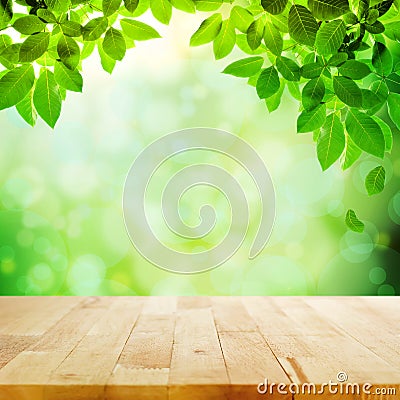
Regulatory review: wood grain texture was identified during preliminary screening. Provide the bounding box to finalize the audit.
[0,297,398,400]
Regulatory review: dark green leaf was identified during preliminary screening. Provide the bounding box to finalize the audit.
[61,21,83,37]
[288,5,319,47]
[333,76,362,107]
[124,0,139,13]
[297,103,326,133]
[361,89,382,110]
[328,52,348,66]
[365,165,385,195]
[365,21,385,33]
[261,0,288,15]
[372,0,393,16]
[315,20,346,55]
[190,14,221,46]
[301,62,324,78]
[346,209,364,233]
[57,35,80,70]
[121,19,161,41]
[19,32,50,63]
[103,0,122,16]
[338,60,371,79]
[276,56,300,81]
[345,108,385,157]
[33,69,62,128]
[387,92,400,129]
[372,42,392,76]
[13,15,46,35]
[54,61,83,92]
[222,56,264,78]
[302,76,325,110]
[0,65,35,110]
[0,0,12,30]
[317,113,345,170]
[247,18,265,50]
[386,72,400,93]
[372,116,392,153]
[256,66,280,99]
[308,0,349,19]
[82,17,108,41]
[103,27,126,61]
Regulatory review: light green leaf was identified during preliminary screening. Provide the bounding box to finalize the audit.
[37,9,57,23]
[263,21,283,56]
[371,116,392,153]
[98,40,116,73]
[345,108,385,158]
[341,133,362,170]
[333,76,362,107]
[230,6,253,33]
[372,42,392,76]
[33,69,62,128]
[190,14,222,46]
[317,113,345,170]
[151,0,172,24]
[387,92,400,129]
[287,80,301,100]
[213,19,236,60]
[16,89,37,127]
[222,56,264,78]
[0,65,35,110]
[19,32,50,63]
[297,103,326,133]
[365,165,386,195]
[57,35,80,70]
[103,27,126,61]
[338,60,371,79]
[103,0,122,16]
[288,5,319,46]
[247,18,265,50]
[13,15,46,35]
[266,79,285,112]
[302,76,325,110]
[121,19,161,41]
[54,61,83,92]
[170,0,195,13]
[276,56,300,81]
[195,0,223,11]
[45,0,71,13]
[315,20,346,55]
[346,209,365,233]
[61,21,83,37]
[308,0,350,19]
[256,66,280,99]
[82,17,109,41]
[261,0,289,15]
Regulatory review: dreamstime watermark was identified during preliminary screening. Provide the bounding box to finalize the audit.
[257,372,397,396]
[123,128,275,274]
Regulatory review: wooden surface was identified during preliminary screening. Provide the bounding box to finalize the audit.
[0,297,399,400]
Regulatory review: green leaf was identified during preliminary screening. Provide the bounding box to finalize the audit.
[346,209,365,233]
[222,56,264,78]
[13,15,46,35]
[103,0,122,16]
[361,89,382,110]
[213,19,235,60]
[365,165,385,195]
[247,18,265,50]
[328,52,348,66]
[341,133,362,169]
[387,92,400,129]
[315,20,346,55]
[170,0,195,12]
[371,116,392,153]
[0,65,35,111]
[345,108,385,157]
[195,0,223,11]
[19,32,50,63]
[297,103,326,133]
[308,0,349,19]
[317,113,345,170]
[386,72,400,93]
[0,0,12,30]
[266,79,285,112]
[121,19,161,41]
[288,5,319,47]
[276,56,300,81]
[37,9,57,23]
[102,27,126,61]
[301,62,324,78]
[151,0,172,24]
[352,0,369,19]
[372,0,393,16]
[16,89,37,127]
[287,80,301,100]
[124,0,139,13]
[61,21,83,37]
[98,39,116,74]
[365,21,385,33]
[230,6,253,33]
[333,76,362,107]
[372,42,392,76]
[54,61,83,92]
[33,69,62,128]
[45,0,71,13]
[302,76,325,110]
[338,60,371,79]
[261,0,289,15]
[190,14,222,46]
[263,21,283,56]
[57,35,80,70]
[82,17,109,41]
[256,66,280,99]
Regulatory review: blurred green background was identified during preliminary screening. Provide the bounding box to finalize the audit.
[0,12,399,296]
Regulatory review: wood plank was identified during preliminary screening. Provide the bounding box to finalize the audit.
[169,308,229,400]
[0,336,38,369]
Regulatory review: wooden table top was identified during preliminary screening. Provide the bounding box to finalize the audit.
[0,297,399,400]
